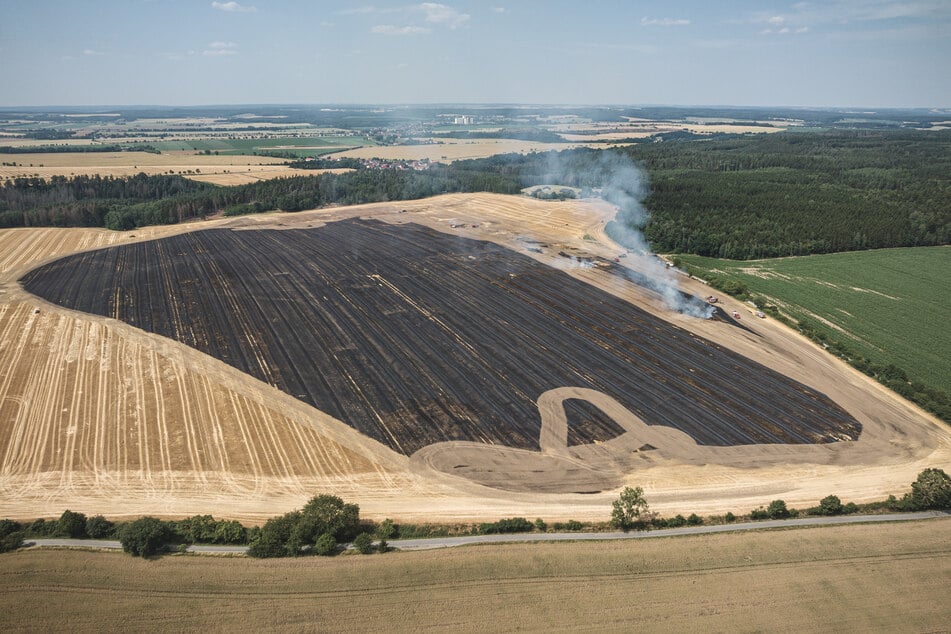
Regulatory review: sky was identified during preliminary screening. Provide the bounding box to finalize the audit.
[1,0,949,108]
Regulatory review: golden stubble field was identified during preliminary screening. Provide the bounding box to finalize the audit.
[0,193,948,523]
[0,151,350,185]
[1,519,949,632]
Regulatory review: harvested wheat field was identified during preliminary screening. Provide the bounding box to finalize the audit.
[0,151,339,184]
[335,139,594,162]
[2,519,949,632]
[0,193,949,522]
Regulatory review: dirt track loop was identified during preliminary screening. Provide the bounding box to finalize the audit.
[22,219,860,462]
[1,194,948,520]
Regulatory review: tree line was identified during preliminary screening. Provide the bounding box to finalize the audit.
[2,469,948,557]
[0,163,522,230]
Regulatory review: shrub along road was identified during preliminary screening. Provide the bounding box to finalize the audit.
[21,511,948,554]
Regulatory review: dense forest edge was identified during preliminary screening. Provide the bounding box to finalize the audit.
[2,131,948,255]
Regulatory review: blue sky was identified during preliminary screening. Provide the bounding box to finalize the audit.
[1,0,949,107]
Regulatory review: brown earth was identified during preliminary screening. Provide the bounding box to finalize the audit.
[1,519,949,632]
[0,193,948,522]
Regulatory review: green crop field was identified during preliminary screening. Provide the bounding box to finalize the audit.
[677,247,950,393]
[153,135,369,157]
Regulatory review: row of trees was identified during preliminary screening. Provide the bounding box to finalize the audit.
[0,162,522,230]
[2,470,949,556]
[610,468,951,531]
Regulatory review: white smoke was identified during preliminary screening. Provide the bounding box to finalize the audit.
[542,150,713,319]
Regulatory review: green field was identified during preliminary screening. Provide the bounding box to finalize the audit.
[152,135,369,157]
[678,247,950,394]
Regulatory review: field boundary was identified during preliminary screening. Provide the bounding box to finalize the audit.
[19,511,949,555]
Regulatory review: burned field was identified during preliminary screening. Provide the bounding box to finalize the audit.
[21,219,861,457]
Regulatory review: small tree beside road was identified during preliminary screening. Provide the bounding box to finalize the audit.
[610,486,652,531]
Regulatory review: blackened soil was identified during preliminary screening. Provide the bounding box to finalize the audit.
[21,219,861,455]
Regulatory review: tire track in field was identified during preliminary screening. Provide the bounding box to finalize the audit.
[0,300,387,510]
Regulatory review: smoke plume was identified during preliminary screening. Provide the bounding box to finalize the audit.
[543,150,713,318]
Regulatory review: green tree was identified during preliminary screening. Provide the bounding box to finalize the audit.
[56,510,87,538]
[313,532,338,556]
[353,532,374,554]
[610,486,651,530]
[85,515,114,539]
[0,519,23,553]
[118,517,172,558]
[247,511,303,558]
[212,520,247,544]
[300,494,361,542]
[766,500,790,519]
[818,495,843,516]
[908,468,951,510]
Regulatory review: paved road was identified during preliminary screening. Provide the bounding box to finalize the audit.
[21,511,948,554]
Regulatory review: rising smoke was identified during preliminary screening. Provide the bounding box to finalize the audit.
[543,150,713,319]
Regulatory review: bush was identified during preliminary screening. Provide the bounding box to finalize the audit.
[85,515,114,538]
[818,495,843,516]
[353,532,374,554]
[766,500,791,519]
[26,518,57,537]
[375,518,396,540]
[534,518,548,532]
[0,519,23,553]
[479,517,534,534]
[56,510,87,538]
[724,512,736,523]
[667,515,687,528]
[750,508,769,520]
[313,532,338,556]
[118,517,173,558]
[247,512,304,558]
[686,513,703,526]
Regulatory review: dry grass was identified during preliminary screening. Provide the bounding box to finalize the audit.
[0,151,287,181]
[1,519,949,632]
[335,139,593,162]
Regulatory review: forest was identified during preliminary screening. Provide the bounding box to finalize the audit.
[628,131,951,259]
[1,131,948,259]
[0,164,521,230]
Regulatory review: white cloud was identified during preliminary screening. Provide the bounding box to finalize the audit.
[417,3,470,28]
[82,48,104,56]
[339,6,381,15]
[492,7,508,14]
[753,1,951,30]
[211,1,256,13]
[640,17,690,26]
[371,24,431,35]
[203,41,238,56]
